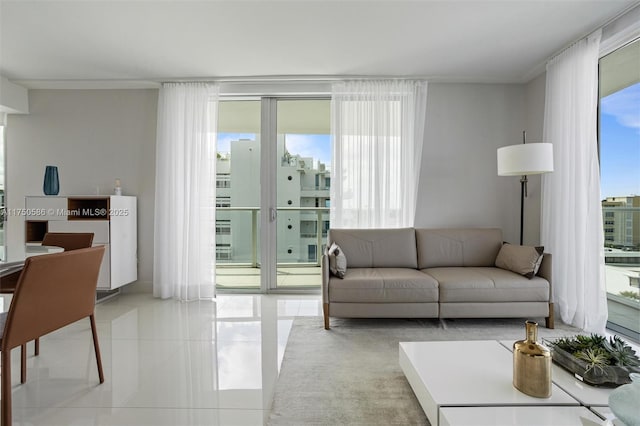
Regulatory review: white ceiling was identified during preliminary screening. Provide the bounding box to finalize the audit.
[0,0,637,88]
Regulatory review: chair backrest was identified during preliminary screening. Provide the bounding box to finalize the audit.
[41,232,94,251]
[1,246,105,351]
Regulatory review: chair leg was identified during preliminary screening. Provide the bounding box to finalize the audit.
[89,314,104,383]
[34,338,39,356]
[20,344,26,384]
[2,349,12,426]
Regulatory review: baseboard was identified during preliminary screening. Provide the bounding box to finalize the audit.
[121,280,153,294]
[96,289,120,303]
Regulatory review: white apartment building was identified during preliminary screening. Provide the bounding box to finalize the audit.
[216,136,330,265]
[602,196,640,249]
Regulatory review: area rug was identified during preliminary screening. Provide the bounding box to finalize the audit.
[267,316,581,426]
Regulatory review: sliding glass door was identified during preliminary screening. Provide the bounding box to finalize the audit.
[215,100,262,289]
[275,99,330,289]
[599,38,640,340]
[215,98,330,291]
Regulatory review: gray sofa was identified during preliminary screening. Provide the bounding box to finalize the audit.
[321,228,554,330]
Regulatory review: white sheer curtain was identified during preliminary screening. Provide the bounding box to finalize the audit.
[541,30,607,333]
[331,80,428,228]
[154,82,218,301]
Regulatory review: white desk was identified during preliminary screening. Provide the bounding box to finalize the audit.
[399,341,579,426]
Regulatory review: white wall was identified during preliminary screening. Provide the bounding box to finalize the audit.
[0,76,29,114]
[4,82,547,293]
[6,89,157,287]
[415,82,545,245]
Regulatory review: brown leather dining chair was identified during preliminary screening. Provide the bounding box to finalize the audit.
[0,246,105,426]
[42,232,94,251]
[32,232,95,357]
[0,233,94,295]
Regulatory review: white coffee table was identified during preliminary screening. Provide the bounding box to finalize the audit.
[399,340,595,426]
[440,406,603,426]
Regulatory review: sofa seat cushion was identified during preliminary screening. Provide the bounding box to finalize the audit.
[422,267,549,303]
[329,268,439,303]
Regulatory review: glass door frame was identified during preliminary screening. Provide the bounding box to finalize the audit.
[217,94,330,294]
[597,37,640,341]
[260,97,278,293]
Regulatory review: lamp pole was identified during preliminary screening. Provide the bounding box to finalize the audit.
[519,131,527,245]
[497,131,553,247]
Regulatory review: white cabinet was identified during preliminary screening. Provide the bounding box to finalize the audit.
[25,196,137,290]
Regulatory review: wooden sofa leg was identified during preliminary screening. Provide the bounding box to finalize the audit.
[545,302,555,329]
[323,303,330,330]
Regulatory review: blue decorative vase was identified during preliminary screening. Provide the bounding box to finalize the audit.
[43,165,60,195]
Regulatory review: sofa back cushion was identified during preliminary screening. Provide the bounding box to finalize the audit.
[416,228,503,269]
[328,228,417,268]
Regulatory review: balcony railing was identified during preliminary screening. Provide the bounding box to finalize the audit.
[215,206,329,268]
[601,205,639,340]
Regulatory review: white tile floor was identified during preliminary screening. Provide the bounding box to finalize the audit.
[3,291,638,426]
[0,292,323,426]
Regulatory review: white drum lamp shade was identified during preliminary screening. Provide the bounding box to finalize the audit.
[497,143,554,176]
[497,140,554,245]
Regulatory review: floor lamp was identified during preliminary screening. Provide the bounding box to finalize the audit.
[497,131,554,245]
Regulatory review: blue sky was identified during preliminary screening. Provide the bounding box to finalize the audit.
[283,134,331,168]
[600,82,640,198]
[217,133,331,169]
[217,133,255,154]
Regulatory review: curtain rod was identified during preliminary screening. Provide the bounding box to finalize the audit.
[161,75,429,84]
[545,2,639,64]
[600,2,640,30]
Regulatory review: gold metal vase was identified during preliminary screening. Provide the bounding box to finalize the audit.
[513,320,552,398]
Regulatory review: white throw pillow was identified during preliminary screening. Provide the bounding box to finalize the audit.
[328,242,347,279]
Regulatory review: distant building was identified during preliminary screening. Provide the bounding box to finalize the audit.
[216,136,330,265]
[602,196,640,249]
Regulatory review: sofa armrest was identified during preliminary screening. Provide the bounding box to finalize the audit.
[537,253,552,301]
[538,253,555,329]
[321,253,330,304]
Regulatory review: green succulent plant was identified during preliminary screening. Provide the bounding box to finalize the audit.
[575,348,610,375]
[553,334,608,354]
[604,336,640,368]
[550,334,640,370]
